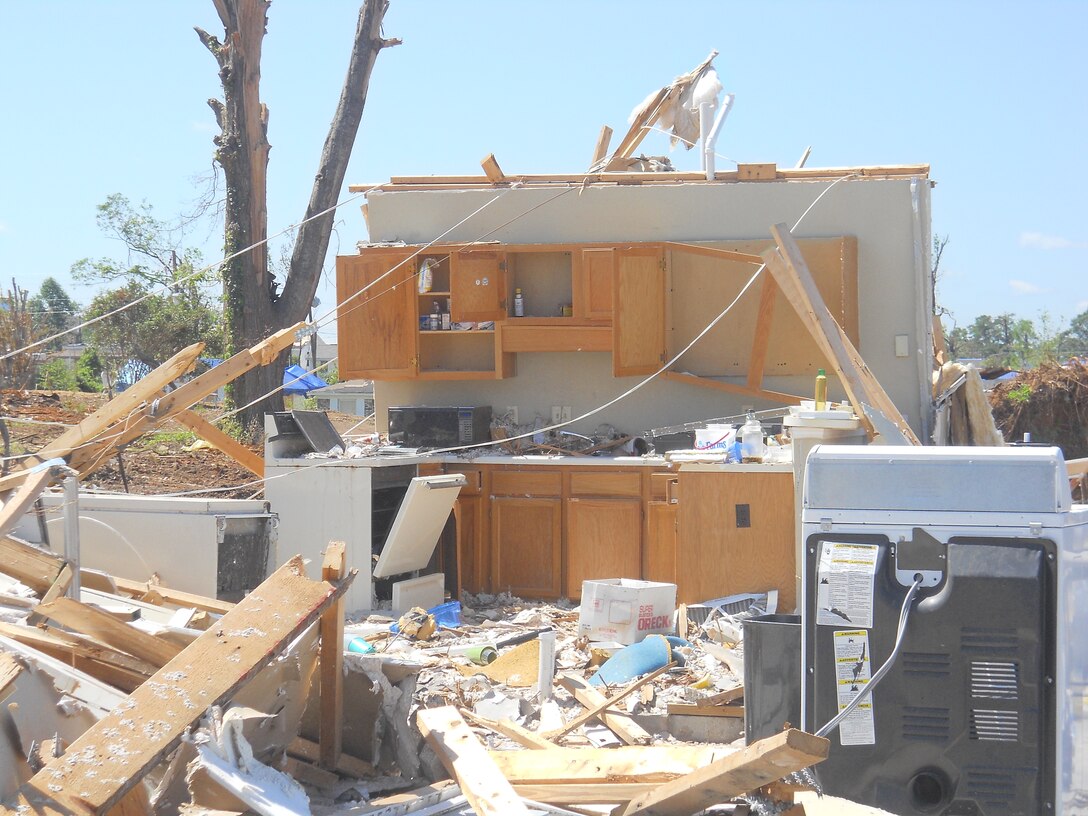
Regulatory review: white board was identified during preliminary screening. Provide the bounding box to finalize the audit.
[372,474,465,578]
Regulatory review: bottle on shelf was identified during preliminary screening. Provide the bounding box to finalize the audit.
[429,300,440,331]
[740,410,765,463]
[513,288,525,317]
[814,368,828,411]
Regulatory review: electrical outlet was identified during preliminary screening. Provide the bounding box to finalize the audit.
[505,406,518,425]
[551,405,562,424]
[560,406,572,423]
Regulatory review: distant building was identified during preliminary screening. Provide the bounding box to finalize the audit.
[309,379,374,417]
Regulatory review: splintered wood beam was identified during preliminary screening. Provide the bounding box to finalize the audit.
[696,685,744,707]
[591,125,613,166]
[557,673,653,746]
[514,782,657,805]
[416,706,532,816]
[319,541,348,770]
[288,736,377,779]
[10,556,352,816]
[174,409,265,477]
[0,534,66,594]
[34,596,183,668]
[0,620,158,685]
[747,274,778,389]
[0,463,63,540]
[662,371,804,406]
[481,153,506,183]
[0,342,205,491]
[0,652,23,695]
[487,744,738,783]
[764,223,920,445]
[617,729,830,816]
[544,663,674,740]
[110,577,234,616]
[461,710,556,751]
[608,86,670,166]
[25,563,75,626]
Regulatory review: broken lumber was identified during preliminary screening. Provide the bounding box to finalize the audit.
[287,736,377,779]
[0,462,63,540]
[544,663,674,740]
[481,153,505,183]
[319,541,346,769]
[488,744,737,784]
[616,728,829,816]
[111,577,234,616]
[173,409,265,478]
[557,673,653,745]
[461,710,556,751]
[33,596,183,668]
[696,685,744,707]
[7,555,352,816]
[0,534,65,594]
[416,705,532,816]
[667,703,744,718]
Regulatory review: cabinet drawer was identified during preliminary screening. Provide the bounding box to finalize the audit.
[444,467,482,495]
[490,469,561,497]
[569,470,642,498]
[650,472,679,502]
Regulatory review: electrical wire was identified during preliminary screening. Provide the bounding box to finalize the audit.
[815,575,925,739]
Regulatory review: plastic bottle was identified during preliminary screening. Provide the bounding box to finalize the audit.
[430,301,440,331]
[514,288,525,317]
[814,368,828,411]
[740,410,765,462]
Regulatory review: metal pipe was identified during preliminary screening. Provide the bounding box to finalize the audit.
[702,93,735,180]
[62,475,80,600]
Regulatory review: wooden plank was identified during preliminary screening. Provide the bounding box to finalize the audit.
[764,224,919,445]
[545,664,674,739]
[25,563,75,626]
[696,685,744,707]
[0,342,204,490]
[0,652,23,696]
[513,782,656,804]
[12,556,351,816]
[34,596,182,668]
[461,709,556,751]
[0,464,61,540]
[319,542,347,769]
[1068,458,1088,477]
[617,728,829,816]
[173,409,264,477]
[488,744,737,782]
[591,125,613,166]
[111,577,234,616]
[667,703,745,718]
[287,735,377,779]
[662,242,764,265]
[608,86,670,165]
[747,274,778,389]
[557,673,652,745]
[737,163,777,181]
[0,534,65,594]
[480,153,506,183]
[416,706,532,816]
[662,371,804,406]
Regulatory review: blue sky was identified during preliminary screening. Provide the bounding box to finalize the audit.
[1,1,1085,343]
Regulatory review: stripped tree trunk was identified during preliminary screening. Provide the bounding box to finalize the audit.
[196,0,397,438]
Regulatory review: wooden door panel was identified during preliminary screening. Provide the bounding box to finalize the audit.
[491,497,562,598]
[336,253,417,378]
[565,498,641,599]
[454,495,481,594]
[613,246,665,376]
[451,251,508,322]
[645,501,677,584]
[578,248,615,320]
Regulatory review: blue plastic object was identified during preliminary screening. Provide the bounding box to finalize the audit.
[390,600,462,633]
[589,635,689,686]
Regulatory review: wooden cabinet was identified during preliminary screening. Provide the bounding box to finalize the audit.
[676,467,796,610]
[576,247,614,320]
[491,496,563,598]
[613,246,666,376]
[336,252,417,379]
[565,497,641,599]
[645,500,678,584]
[451,251,508,322]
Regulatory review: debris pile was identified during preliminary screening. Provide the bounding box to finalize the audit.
[989,358,1088,460]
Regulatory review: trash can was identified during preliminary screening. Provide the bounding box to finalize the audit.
[742,613,802,744]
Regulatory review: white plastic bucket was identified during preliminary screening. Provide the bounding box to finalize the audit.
[694,424,735,451]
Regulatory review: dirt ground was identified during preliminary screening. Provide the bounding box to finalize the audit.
[0,390,373,500]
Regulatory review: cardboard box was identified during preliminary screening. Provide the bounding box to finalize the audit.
[578,579,678,645]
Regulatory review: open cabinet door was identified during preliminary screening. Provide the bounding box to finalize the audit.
[450,250,508,322]
[337,252,418,379]
[613,245,666,377]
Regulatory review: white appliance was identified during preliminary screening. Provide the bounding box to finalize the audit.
[801,445,1088,815]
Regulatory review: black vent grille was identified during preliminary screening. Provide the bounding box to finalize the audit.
[901,651,952,678]
[966,768,1017,807]
[970,708,1019,742]
[901,706,951,741]
[961,627,1018,655]
[971,661,1019,700]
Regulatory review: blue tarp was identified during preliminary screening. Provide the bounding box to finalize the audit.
[283,364,328,395]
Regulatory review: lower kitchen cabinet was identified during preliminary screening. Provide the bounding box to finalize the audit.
[645,500,678,584]
[453,494,483,593]
[490,496,563,598]
[565,497,641,599]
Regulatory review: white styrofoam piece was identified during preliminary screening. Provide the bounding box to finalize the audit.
[391,572,445,614]
[373,474,465,578]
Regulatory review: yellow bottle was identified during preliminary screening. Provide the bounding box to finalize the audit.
[814,368,827,411]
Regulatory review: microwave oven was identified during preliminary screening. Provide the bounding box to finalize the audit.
[387,405,493,450]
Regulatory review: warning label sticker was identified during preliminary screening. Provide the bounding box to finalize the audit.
[815,541,879,629]
[832,629,876,746]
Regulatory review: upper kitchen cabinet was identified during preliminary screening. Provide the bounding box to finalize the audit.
[575,247,614,321]
[337,251,418,380]
[450,250,508,322]
[613,245,667,377]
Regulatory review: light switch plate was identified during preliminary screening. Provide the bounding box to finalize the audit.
[895,334,909,357]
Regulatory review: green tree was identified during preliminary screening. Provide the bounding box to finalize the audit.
[28,277,80,349]
[75,347,104,392]
[36,359,78,391]
[1060,309,1088,358]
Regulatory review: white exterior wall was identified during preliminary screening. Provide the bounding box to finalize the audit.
[365,177,933,438]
